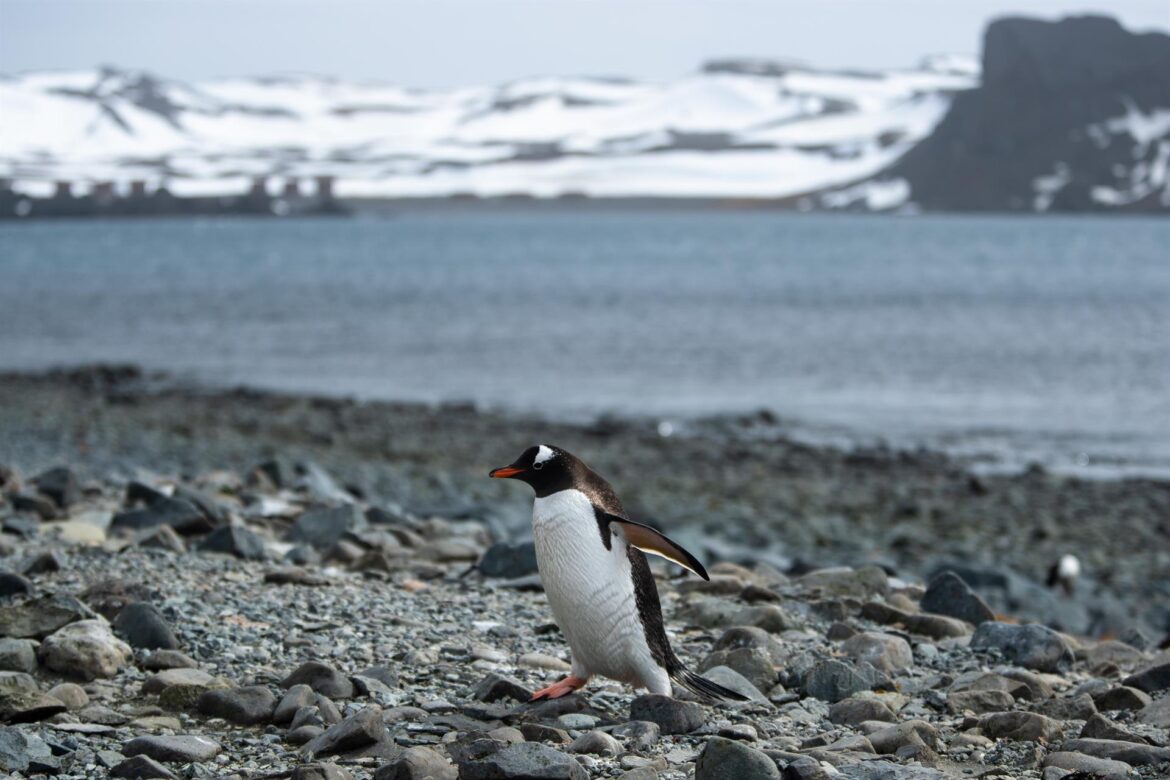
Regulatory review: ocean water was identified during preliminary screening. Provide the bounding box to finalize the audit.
[1,211,1168,477]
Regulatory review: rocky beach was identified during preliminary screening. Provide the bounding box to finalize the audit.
[1,365,1169,779]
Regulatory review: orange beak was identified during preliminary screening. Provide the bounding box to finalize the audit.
[489,466,525,479]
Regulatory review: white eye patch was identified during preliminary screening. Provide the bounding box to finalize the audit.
[534,445,555,466]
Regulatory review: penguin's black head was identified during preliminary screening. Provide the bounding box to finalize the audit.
[489,444,575,495]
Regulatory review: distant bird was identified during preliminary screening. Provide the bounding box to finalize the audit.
[490,444,747,702]
[1046,554,1081,595]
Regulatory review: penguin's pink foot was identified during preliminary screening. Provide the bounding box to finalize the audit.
[529,675,587,701]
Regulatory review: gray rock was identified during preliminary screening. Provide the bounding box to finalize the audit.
[867,721,940,755]
[197,685,276,725]
[292,763,355,780]
[1037,693,1097,721]
[920,571,995,625]
[132,524,186,553]
[0,689,67,722]
[111,755,178,779]
[287,725,325,745]
[32,466,80,508]
[1080,712,1148,743]
[568,730,622,756]
[457,742,587,780]
[282,660,355,699]
[802,659,889,702]
[123,734,223,763]
[1043,751,1132,780]
[114,602,180,650]
[841,632,913,674]
[142,649,198,670]
[783,756,831,779]
[1138,696,1170,727]
[474,672,532,703]
[699,665,768,703]
[275,684,317,724]
[520,723,571,744]
[946,689,1016,714]
[1124,658,1170,693]
[478,541,539,578]
[141,667,217,695]
[200,524,267,559]
[629,694,707,734]
[0,593,90,637]
[713,625,788,665]
[0,638,38,673]
[290,505,367,549]
[302,706,386,757]
[0,572,34,599]
[0,725,57,772]
[373,745,457,780]
[970,621,1074,672]
[172,484,230,525]
[1059,738,1170,765]
[798,566,889,599]
[112,497,214,536]
[611,720,659,750]
[47,682,88,710]
[696,736,781,779]
[980,711,1063,742]
[699,646,776,693]
[40,619,132,680]
[10,492,58,520]
[829,697,896,726]
[1092,685,1152,711]
[836,765,952,779]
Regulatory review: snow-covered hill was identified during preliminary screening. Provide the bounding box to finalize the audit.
[0,61,975,202]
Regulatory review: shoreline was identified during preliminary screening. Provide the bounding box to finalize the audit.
[1,364,1167,641]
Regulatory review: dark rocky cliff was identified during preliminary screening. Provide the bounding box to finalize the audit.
[894,15,1170,212]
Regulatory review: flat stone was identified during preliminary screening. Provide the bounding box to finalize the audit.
[970,621,1074,672]
[114,602,180,650]
[920,571,995,625]
[1080,712,1148,743]
[867,720,940,754]
[302,706,386,757]
[0,690,67,723]
[695,736,781,779]
[40,619,132,680]
[142,667,217,695]
[282,660,355,699]
[457,741,587,780]
[946,689,1016,714]
[111,755,178,779]
[197,685,276,725]
[798,566,889,599]
[802,659,890,702]
[1043,751,1131,780]
[841,632,913,674]
[629,694,707,734]
[1059,738,1170,766]
[0,593,90,638]
[0,725,58,772]
[142,650,198,670]
[123,734,222,763]
[980,711,1063,742]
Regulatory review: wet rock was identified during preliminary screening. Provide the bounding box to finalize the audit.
[0,638,38,673]
[142,649,198,670]
[47,682,88,710]
[920,571,995,625]
[113,602,180,650]
[373,745,457,780]
[123,734,223,762]
[829,697,896,726]
[695,736,781,779]
[1092,685,1152,711]
[629,694,707,734]
[474,673,532,703]
[478,541,539,578]
[283,660,355,699]
[970,621,1074,672]
[841,631,913,674]
[111,754,178,779]
[32,466,80,508]
[112,497,214,536]
[1043,751,1131,780]
[302,706,386,757]
[199,524,267,559]
[197,685,276,725]
[39,619,132,680]
[0,593,90,637]
[1124,658,1170,693]
[457,741,587,780]
[699,646,776,692]
[290,505,367,549]
[568,730,622,756]
[980,711,1063,742]
[0,725,57,772]
[802,659,890,702]
[0,572,34,599]
[1059,737,1170,765]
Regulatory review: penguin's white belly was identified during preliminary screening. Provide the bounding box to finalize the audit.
[532,490,665,688]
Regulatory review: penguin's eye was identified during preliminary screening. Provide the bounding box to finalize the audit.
[532,462,544,471]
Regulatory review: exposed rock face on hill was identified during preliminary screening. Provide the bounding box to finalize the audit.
[892,16,1170,212]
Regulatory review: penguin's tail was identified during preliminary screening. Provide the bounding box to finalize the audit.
[671,668,751,703]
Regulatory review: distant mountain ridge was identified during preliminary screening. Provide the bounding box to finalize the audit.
[1,14,1167,212]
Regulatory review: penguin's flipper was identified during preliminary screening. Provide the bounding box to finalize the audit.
[604,514,710,580]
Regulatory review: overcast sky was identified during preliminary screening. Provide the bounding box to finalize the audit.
[2,0,1167,86]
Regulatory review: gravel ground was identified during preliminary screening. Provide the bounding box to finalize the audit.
[0,366,1168,778]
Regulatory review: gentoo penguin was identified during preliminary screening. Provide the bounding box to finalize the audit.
[1046,554,1081,595]
[490,444,747,702]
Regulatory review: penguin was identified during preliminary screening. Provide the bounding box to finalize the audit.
[1046,554,1081,596]
[490,444,748,702]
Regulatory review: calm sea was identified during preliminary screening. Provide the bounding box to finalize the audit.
[2,211,1168,477]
